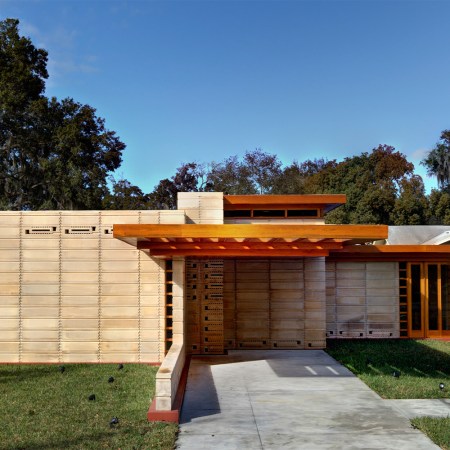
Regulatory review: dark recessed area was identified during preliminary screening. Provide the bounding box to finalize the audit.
[224,210,252,218]
[287,209,318,217]
[253,209,285,217]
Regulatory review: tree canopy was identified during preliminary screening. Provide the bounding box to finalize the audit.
[421,130,450,190]
[0,18,125,210]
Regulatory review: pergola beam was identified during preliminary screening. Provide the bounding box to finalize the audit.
[147,249,331,257]
[114,224,388,241]
[137,241,344,251]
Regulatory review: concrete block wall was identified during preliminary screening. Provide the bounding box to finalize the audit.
[177,192,224,224]
[154,258,186,411]
[326,261,399,339]
[0,210,185,363]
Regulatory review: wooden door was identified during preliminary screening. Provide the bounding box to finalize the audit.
[408,263,450,338]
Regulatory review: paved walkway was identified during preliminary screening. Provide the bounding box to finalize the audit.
[176,350,440,449]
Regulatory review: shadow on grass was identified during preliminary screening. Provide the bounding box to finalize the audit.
[326,339,450,379]
[6,430,115,450]
[0,364,95,384]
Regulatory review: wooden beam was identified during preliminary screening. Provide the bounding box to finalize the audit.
[137,241,344,250]
[333,245,450,254]
[114,224,388,241]
[224,194,346,206]
[147,249,331,257]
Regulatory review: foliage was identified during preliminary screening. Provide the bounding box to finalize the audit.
[242,148,282,194]
[207,155,255,194]
[272,158,337,194]
[103,177,150,210]
[0,18,125,210]
[0,18,48,113]
[390,175,429,225]
[148,162,210,210]
[302,145,415,224]
[326,339,450,399]
[0,364,177,449]
[421,130,450,190]
[428,189,450,225]
[411,417,450,450]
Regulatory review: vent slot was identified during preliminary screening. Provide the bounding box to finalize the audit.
[65,226,97,234]
[25,226,58,235]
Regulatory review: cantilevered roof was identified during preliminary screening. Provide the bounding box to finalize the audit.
[329,244,450,262]
[113,224,387,257]
[224,194,346,213]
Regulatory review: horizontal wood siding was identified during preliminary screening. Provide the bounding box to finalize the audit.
[223,258,312,350]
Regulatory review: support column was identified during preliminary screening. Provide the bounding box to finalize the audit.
[152,257,187,418]
[172,257,186,345]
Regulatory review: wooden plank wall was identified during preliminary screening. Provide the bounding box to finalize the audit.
[304,257,327,348]
[326,261,399,339]
[223,258,319,350]
[0,210,185,363]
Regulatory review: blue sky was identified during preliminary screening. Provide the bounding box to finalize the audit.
[1,0,449,194]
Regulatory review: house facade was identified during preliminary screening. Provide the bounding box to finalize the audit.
[0,192,449,417]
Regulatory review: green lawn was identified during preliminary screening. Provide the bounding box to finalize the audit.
[0,363,177,450]
[326,339,450,450]
[326,338,450,399]
[411,417,450,450]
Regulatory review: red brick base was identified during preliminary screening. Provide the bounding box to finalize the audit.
[147,356,191,423]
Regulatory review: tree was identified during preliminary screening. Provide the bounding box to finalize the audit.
[428,189,450,225]
[207,156,255,194]
[421,130,450,190]
[0,19,48,113]
[0,18,125,210]
[390,176,429,225]
[148,162,209,210]
[303,145,416,224]
[243,149,282,194]
[272,158,336,194]
[103,177,149,210]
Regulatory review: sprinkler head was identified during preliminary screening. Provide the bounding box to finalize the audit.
[110,417,119,428]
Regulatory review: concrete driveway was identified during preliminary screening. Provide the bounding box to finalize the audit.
[176,350,439,449]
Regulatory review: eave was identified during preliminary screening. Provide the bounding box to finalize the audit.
[224,194,346,213]
[329,244,450,262]
[113,223,388,258]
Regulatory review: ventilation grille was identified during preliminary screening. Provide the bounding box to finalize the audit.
[25,227,58,235]
[64,226,97,235]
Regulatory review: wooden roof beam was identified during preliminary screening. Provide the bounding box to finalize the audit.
[148,249,331,257]
[137,241,344,251]
[114,224,388,241]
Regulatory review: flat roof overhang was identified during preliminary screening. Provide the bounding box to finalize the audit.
[224,194,346,213]
[113,223,388,258]
[329,244,450,262]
